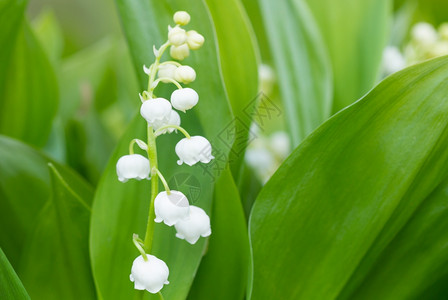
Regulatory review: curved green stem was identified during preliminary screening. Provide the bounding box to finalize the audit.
[158,292,165,300]
[148,42,171,98]
[154,125,191,138]
[159,61,182,67]
[152,77,183,90]
[133,234,148,261]
[153,168,171,194]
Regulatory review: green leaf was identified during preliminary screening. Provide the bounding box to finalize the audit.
[305,0,391,113]
[91,1,235,299]
[187,167,250,300]
[249,56,448,299]
[257,0,332,147]
[0,135,94,295]
[0,20,58,147]
[0,248,30,300]
[204,0,259,177]
[18,164,96,299]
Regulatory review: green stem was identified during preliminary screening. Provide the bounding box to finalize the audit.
[151,77,183,90]
[158,292,165,300]
[148,42,171,98]
[159,61,182,67]
[153,168,171,194]
[143,125,158,253]
[154,125,191,138]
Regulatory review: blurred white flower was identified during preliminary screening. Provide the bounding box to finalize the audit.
[175,136,214,166]
[269,131,291,158]
[170,88,199,112]
[170,44,190,60]
[168,26,187,46]
[186,30,205,50]
[245,147,275,183]
[411,22,438,45]
[173,11,190,26]
[174,66,196,84]
[140,98,172,128]
[382,46,406,75]
[154,190,190,226]
[130,254,169,293]
[158,63,178,83]
[175,205,211,244]
[116,154,150,182]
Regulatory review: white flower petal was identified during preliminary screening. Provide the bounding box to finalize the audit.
[173,11,190,26]
[175,136,214,166]
[140,98,172,127]
[175,206,211,244]
[116,154,150,182]
[168,26,187,46]
[130,254,169,294]
[186,30,204,50]
[174,66,196,84]
[157,64,178,82]
[170,44,190,61]
[154,190,190,226]
[170,88,198,112]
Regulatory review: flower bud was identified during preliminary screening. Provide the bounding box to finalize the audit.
[130,254,169,293]
[154,190,190,226]
[170,44,190,60]
[381,46,406,75]
[173,11,190,26]
[168,26,187,46]
[170,88,199,112]
[175,206,211,244]
[175,136,214,166]
[186,30,204,50]
[157,63,178,83]
[140,98,172,128]
[174,65,196,84]
[116,154,150,182]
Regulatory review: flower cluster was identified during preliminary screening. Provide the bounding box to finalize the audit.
[115,11,212,295]
[381,22,448,76]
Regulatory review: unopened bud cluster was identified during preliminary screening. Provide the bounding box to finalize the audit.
[114,11,213,295]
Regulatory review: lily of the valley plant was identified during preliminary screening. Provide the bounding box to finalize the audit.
[115,11,212,296]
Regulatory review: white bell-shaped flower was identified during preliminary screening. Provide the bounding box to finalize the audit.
[382,46,406,75]
[170,44,190,60]
[170,88,198,112]
[173,11,190,26]
[158,63,178,83]
[175,136,214,166]
[168,26,187,46]
[130,254,169,293]
[140,98,172,128]
[174,66,196,84]
[186,30,205,50]
[175,206,211,244]
[116,154,150,182]
[154,190,190,226]
[154,110,181,134]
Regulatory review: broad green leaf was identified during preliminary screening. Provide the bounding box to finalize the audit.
[0,248,30,300]
[0,19,58,147]
[0,135,93,278]
[258,0,332,147]
[0,0,26,91]
[18,164,96,299]
[204,0,259,178]
[305,0,390,113]
[91,1,234,299]
[249,56,448,299]
[32,9,64,64]
[187,167,250,300]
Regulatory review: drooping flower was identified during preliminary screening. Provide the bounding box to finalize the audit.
[157,63,178,82]
[382,46,406,75]
[140,98,172,128]
[154,190,190,226]
[175,136,214,166]
[116,154,150,182]
[154,110,181,134]
[411,22,438,45]
[170,44,190,60]
[168,26,187,46]
[173,11,190,26]
[186,30,204,50]
[170,88,198,112]
[175,206,211,244]
[174,66,196,84]
[130,254,169,293]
